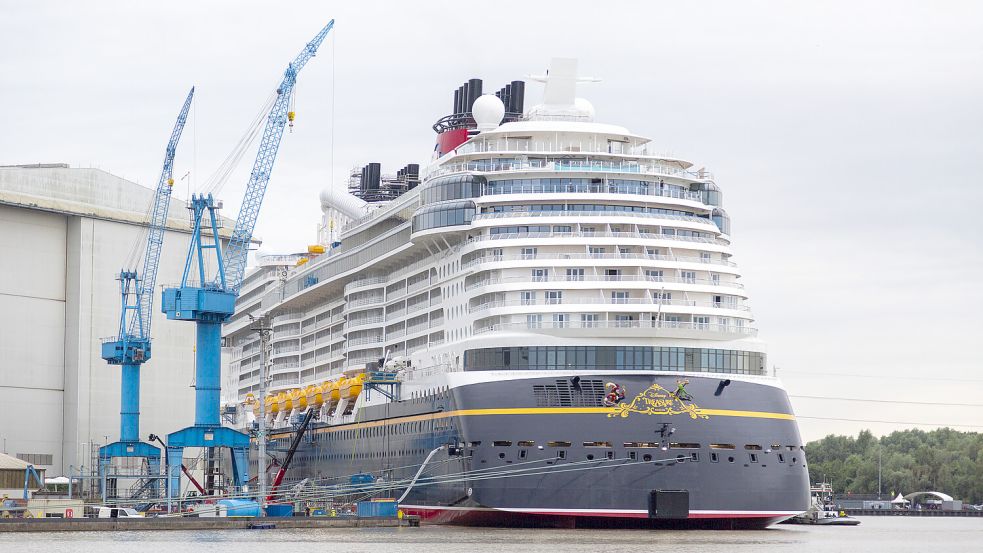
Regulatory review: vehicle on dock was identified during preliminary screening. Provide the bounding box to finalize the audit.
[96,506,143,519]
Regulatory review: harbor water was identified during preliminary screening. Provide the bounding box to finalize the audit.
[1,518,980,552]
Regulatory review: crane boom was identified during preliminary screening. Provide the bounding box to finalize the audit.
[161,22,334,500]
[129,86,195,340]
[222,20,334,293]
[99,87,195,500]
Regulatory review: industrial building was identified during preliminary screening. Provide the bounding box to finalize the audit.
[0,163,236,478]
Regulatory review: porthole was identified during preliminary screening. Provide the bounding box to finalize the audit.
[728,456,735,463]
[586,454,595,461]
[643,454,652,462]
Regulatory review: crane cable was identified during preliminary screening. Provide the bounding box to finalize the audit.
[199,91,277,198]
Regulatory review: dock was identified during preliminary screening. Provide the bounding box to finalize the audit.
[0,515,420,533]
[844,509,983,518]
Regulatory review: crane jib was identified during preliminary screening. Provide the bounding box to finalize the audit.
[221,19,334,295]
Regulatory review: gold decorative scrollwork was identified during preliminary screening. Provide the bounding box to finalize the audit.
[607,383,709,420]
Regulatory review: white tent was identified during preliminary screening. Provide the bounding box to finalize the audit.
[892,493,910,505]
[44,476,70,485]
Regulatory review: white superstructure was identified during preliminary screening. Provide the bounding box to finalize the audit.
[224,59,766,427]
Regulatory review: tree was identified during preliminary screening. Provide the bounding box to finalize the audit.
[806,429,983,504]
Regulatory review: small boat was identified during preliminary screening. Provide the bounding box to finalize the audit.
[787,483,861,526]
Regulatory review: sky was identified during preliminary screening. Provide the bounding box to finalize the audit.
[2,0,981,441]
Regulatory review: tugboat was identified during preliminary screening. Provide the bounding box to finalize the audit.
[788,482,861,526]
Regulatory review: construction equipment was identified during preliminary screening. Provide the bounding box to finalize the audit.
[161,21,334,499]
[23,465,44,500]
[98,87,195,497]
[149,434,206,496]
[266,408,316,502]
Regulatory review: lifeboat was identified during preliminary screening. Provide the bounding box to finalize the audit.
[341,373,366,400]
[292,388,308,412]
[328,380,342,404]
[306,384,324,410]
[266,394,279,416]
[277,391,293,414]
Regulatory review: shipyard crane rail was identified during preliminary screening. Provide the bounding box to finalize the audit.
[161,21,334,501]
[98,87,195,499]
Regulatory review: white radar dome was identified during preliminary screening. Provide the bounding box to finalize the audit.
[574,97,595,120]
[472,94,505,131]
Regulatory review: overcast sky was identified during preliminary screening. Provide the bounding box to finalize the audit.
[2,1,981,441]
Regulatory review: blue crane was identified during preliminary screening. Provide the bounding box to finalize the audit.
[98,87,195,494]
[161,21,334,499]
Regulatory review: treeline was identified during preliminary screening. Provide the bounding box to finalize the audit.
[805,428,983,504]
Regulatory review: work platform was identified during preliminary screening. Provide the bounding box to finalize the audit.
[0,515,419,532]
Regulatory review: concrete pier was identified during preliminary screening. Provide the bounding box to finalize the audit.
[0,515,419,533]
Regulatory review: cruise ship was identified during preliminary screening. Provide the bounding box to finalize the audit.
[223,58,810,528]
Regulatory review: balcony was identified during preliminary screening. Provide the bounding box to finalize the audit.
[467,274,745,291]
[480,181,704,202]
[473,210,714,227]
[461,230,730,250]
[471,297,751,312]
[347,295,385,309]
[428,158,707,184]
[344,276,388,295]
[474,320,757,337]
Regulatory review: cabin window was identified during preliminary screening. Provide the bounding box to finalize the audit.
[517,440,535,447]
[744,444,762,450]
[547,441,572,447]
[493,441,512,447]
[669,442,701,449]
[583,441,612,448]
[710,443,735,450]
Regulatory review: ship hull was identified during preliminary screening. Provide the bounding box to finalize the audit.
[263,372,810,528]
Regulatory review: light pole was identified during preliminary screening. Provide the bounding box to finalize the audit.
[249,313,272,515]
[878,446,882,499]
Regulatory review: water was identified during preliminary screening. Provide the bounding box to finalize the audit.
[1,518,980,553]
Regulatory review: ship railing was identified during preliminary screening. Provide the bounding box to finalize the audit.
[474,320,757,336]
[427,159,708,182]
[346,336,384,347]
[402,363,455,381]
[461,230,730,248]
[467,274,744,290]
[347,295,385,308]
[471,298,750,312]
[346,315,386,328]
[472,210,713,226]
[463,250,738,269]
[343,276,388,295]
[479,182,704,201]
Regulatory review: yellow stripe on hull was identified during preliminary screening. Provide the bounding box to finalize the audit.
[269,406,795,439]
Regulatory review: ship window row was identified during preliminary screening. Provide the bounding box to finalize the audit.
[421,175,722,207]
[464,346,766,375]
[411,201,476,232]
[487,225,715,240]
[481,441,802,465]
[421,174,487,204]
[483,203,703,218]
[485,178,693,199]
